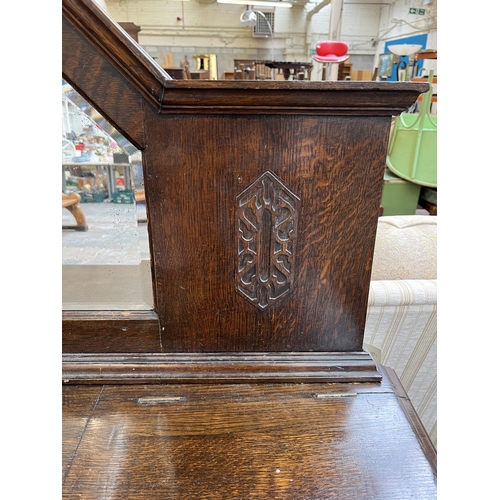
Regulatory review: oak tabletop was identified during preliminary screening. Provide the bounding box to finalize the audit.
[63,367,436,499]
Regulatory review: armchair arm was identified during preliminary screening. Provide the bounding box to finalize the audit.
[364,279,437,446]
[368,279,437,307]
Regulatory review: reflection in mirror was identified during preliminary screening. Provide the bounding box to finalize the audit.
[62,80,154,310]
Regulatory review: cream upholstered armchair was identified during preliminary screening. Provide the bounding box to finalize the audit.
[364,215,437,447]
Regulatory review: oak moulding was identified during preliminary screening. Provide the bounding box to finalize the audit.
[62,352,382,384]
[62,1,429,116]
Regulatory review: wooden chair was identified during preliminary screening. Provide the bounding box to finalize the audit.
[62,192,88,231]
[62,1,434,497]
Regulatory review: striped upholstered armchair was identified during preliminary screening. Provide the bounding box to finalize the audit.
[364,215,437,447]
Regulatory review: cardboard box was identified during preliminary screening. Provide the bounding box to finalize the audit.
[163,53,174,68]
[351,70,373,81]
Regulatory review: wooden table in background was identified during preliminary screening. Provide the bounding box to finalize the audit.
[263,60,313,80]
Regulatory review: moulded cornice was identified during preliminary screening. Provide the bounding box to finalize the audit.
[63,0,169,109]
[62,0,428,116]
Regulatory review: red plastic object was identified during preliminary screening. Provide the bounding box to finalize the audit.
[313,41,349,64]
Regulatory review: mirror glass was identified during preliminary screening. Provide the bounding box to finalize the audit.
[62,80,154,310]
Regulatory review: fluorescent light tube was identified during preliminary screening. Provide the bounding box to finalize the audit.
[217,0,293,7]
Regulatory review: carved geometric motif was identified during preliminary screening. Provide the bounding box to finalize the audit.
[236,170,300,310]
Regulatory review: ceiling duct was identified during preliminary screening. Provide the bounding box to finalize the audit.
[250,9,275,38]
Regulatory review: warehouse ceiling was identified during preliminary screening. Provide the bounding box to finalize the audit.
[196,0,394,5]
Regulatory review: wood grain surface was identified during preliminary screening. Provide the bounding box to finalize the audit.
[144,112,389,353]
[62,0,430,379]
[62,351,381,384]
[62,13,146,150]
[62,368,436,499]
[61,6,436,498]
[62,385,102,479]
[62,311,160,353]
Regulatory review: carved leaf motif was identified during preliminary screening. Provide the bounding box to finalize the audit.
[236,171,300,310]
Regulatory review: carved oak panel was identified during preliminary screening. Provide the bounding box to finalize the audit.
[236,171,300,310]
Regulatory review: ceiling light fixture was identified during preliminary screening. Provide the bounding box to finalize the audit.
[388,44,422,57]
[217,0,293,8]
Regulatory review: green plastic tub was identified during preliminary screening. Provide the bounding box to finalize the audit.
[380,169,421,216]
[386,71,437,188]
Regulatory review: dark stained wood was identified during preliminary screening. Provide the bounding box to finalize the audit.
[62,351,380,384]
[118,22,141,43]
[62,0,167,111]
[62,13,146,150]
[62,376,436,499]
[264,60,313,80]
[163,67,185,79]
[144,112,390,353]
[418,198,437,215]
[62,311,160,353]
[64,1,427,119]
[62,385,102,479]
[62,0,429,378]
[156,79,428,116]
[61,5,436,495]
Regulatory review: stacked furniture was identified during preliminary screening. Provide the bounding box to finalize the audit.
[383,72,437,215]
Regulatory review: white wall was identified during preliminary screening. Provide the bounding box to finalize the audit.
[102,0,437,79]
[375,0,437,75]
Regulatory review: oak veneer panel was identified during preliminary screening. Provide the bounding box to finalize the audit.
[62,385,102,478]
[144,112,388,352]
[62,14,145,150]
[62,377,436,499]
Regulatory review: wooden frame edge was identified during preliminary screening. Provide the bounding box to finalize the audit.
[381,365,437,476]
[62,311,161,353]
[62,351,381,384]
